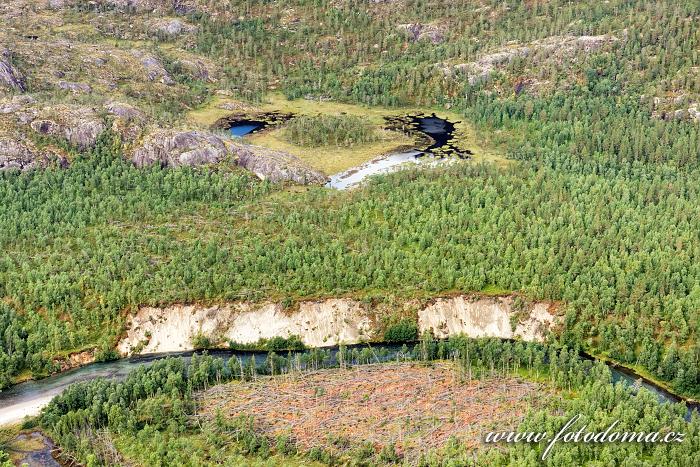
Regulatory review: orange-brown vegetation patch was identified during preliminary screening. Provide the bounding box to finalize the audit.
[196,362,552,460]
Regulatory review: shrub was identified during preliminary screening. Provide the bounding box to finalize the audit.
[284,114,379,147]
[191,333,213,350]
[266,335,306,351]
[384,319,418,342]
[95,341,120,363]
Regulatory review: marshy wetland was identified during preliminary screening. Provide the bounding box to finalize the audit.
[190,93,504,170]
[216,100,480,189]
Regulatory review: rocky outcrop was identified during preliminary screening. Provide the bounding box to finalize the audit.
[0,94,34,114]
[105,101,145,121]
[132,130,234,167]
[174,58,215,82]
[646,95,700,122]
[0,137,61,171]
[149,18,196,38]
[105,101,146,140]
[117,295,558,356]
[52,349,95,372]
[53,0,192,13]
[0,49,26,92]
[233,143,329,185]
[130,49,174,85]
[57,80,92,94]
[397,23,445,44]
[29,105,106,149]
[132,129,328,184]
[444,34,618,85]
[48,0,70,8]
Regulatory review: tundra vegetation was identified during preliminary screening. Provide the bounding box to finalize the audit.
[0,0,700,464]
[283,114,379,147]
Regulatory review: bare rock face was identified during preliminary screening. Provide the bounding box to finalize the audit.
[233,143,329,185]
[397,23,445,44]
[29,106,106,149]
[150,18,196,38]
[132,130,234,167]
[0,49,26,92]
[117,294,557,356]
[0,137,62,171]
[105,101,146,140]
[130,50,174,85]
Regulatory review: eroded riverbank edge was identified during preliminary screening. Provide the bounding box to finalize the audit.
[116,294,557,355]
[5,291,699,414]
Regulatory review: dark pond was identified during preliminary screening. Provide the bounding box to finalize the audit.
[229,120,266,137]
[385,113,473,158]
[219,112,293,138]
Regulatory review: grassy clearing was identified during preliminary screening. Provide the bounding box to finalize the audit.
[249,127,414,175]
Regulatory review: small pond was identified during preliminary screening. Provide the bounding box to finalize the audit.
[221,112,293,138]
[327,113,469,189]
[229,120,266,137]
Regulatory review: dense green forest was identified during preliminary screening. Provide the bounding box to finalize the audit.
[0,136,271,387]
[37,338,700,466]
[2,140,700,397]
[184,0,700,106]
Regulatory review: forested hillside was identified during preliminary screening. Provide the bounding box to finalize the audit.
[1,0,700,465]
[0,0,699,419]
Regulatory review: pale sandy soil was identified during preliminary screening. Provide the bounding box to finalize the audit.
[117,295,557,356]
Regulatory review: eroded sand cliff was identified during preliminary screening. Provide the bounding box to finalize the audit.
[117,295,557,356]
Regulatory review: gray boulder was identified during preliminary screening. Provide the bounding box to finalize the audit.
[233,143,329,185]
[131,50,174,85]
[150,18,196,38]
[29,106,106,149]
[0,95,35,114]
[58,81,92,94]
[132,130,233,168]
[0,49,26,92]
[48,0,70,8]
[0,137,62,171]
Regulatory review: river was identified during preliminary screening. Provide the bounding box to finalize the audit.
[1,344,697,427]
